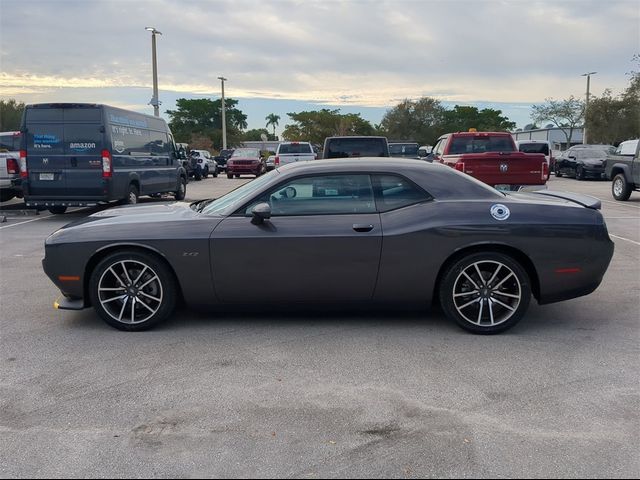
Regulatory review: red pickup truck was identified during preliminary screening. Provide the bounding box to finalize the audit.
[430,131,548,191]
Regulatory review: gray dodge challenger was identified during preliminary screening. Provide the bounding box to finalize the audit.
[43,159,614,334]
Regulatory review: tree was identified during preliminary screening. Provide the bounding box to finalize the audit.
[531,96,584,148]
[583,55,640,145]
[265,113,280,137]
[442,106,516,134]
[0,99,25,131]
[166,98,248,148]
[380,97,446,145]
[282,109,375,145]
[243,128,277,141]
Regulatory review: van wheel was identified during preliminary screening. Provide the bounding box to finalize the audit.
[174,177,187,201]
[126,185,139,205]
[48,206,68,214]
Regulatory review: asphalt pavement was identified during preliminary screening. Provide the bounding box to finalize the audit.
[0,174,638,478]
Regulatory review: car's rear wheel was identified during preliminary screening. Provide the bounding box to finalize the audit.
[227,173,233,179]
[89,251,177,331]
[612,173,632,201]
[235,174,240,178]
[48,206,67,214]
[439,252,531,334]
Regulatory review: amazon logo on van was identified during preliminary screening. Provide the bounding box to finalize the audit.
[70,143,96,152]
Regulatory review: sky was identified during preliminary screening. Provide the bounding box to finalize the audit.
[1,0,638,139]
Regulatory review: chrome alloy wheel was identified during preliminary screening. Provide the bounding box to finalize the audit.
[97,260,163,324]
[452,260,521,327]
[613,177,624,197]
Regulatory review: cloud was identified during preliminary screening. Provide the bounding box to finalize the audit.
[0,0,637,129]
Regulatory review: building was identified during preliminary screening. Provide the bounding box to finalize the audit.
[512,126,584,151]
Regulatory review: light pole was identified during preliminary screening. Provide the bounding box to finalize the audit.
[581,71,596,144]
[145,27,162,117]
[218,76,227,150]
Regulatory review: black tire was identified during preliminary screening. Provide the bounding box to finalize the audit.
[174,176,187,201]
[439,252,531,334]
[235,174,240,178]
[612,173,632,201]
[202,167,209,179]
[125,184,139,205]
[554,165,562,177]
[213,168,218,178]
[89,250,178,331]
[0,190,15,202]
[48,206,68,214]
[227,173,233,179]
[576,165,585,181]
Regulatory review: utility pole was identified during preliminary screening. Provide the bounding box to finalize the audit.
[581,71,596,144]
[218,76,228,150]
[145,27,162,117]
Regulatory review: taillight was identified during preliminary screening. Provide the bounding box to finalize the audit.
[275,156,280,166]
[454,162,465,173]
[19,150,28,178]
[7,158,19,175]
[101,149,112,178]
[542,161,549,180]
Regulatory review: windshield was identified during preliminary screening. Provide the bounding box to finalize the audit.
[201,169,279,215]
[232,148,259,158]
[450,135,515,154]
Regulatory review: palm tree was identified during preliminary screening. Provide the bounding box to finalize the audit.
[265,113,280,138]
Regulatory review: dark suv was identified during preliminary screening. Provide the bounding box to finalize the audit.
[322,136,389,159]
[214,149,234,172]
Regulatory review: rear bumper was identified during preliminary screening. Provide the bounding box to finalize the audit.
[25,197,108,207]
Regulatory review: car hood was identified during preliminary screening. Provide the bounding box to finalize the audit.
[47,202,222,244]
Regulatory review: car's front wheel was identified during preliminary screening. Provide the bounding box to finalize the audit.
[439,252,531,334]
[89,250,178,331]
[612,173,632,201]
[576,165,585,181]
[554,165,562,177]
[174,176,186,201]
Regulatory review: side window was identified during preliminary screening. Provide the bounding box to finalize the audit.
[373,175,431,212]
[434,139,445,156]
[244,174,376,216]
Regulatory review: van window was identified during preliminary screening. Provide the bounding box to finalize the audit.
[65,124,103,155]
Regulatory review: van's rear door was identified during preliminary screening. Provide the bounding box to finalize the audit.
[25,106,105,198]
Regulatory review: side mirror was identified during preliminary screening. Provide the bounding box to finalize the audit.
[418,149,427,158]
[251,202,271,225]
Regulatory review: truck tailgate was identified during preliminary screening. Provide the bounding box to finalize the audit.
[444,152,546,187]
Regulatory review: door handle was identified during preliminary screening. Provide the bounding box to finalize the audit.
[353,224,374,232]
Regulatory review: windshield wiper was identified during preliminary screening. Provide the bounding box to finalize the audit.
[196,199,216,213]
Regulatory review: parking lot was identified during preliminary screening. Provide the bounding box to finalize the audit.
[1,174,638,478]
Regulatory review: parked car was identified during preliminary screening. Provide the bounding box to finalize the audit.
[322,136,390,159]
[0,131,23,202]
[605,139,640,201]
[274,141,316,168]
[417,145,433,160]
[45,158,614,334]
[189,149,218,178]
[389,142,420,159]
[554,144,615,180]
[214,149,234,172]
[515,140,552,179]
[20,103,187,214]
[266,155,276,171]
[226,148,265,178]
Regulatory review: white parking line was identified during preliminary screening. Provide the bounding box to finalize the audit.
[0,207,85,230]
[610,234,640,246]
[600,199,640,210]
